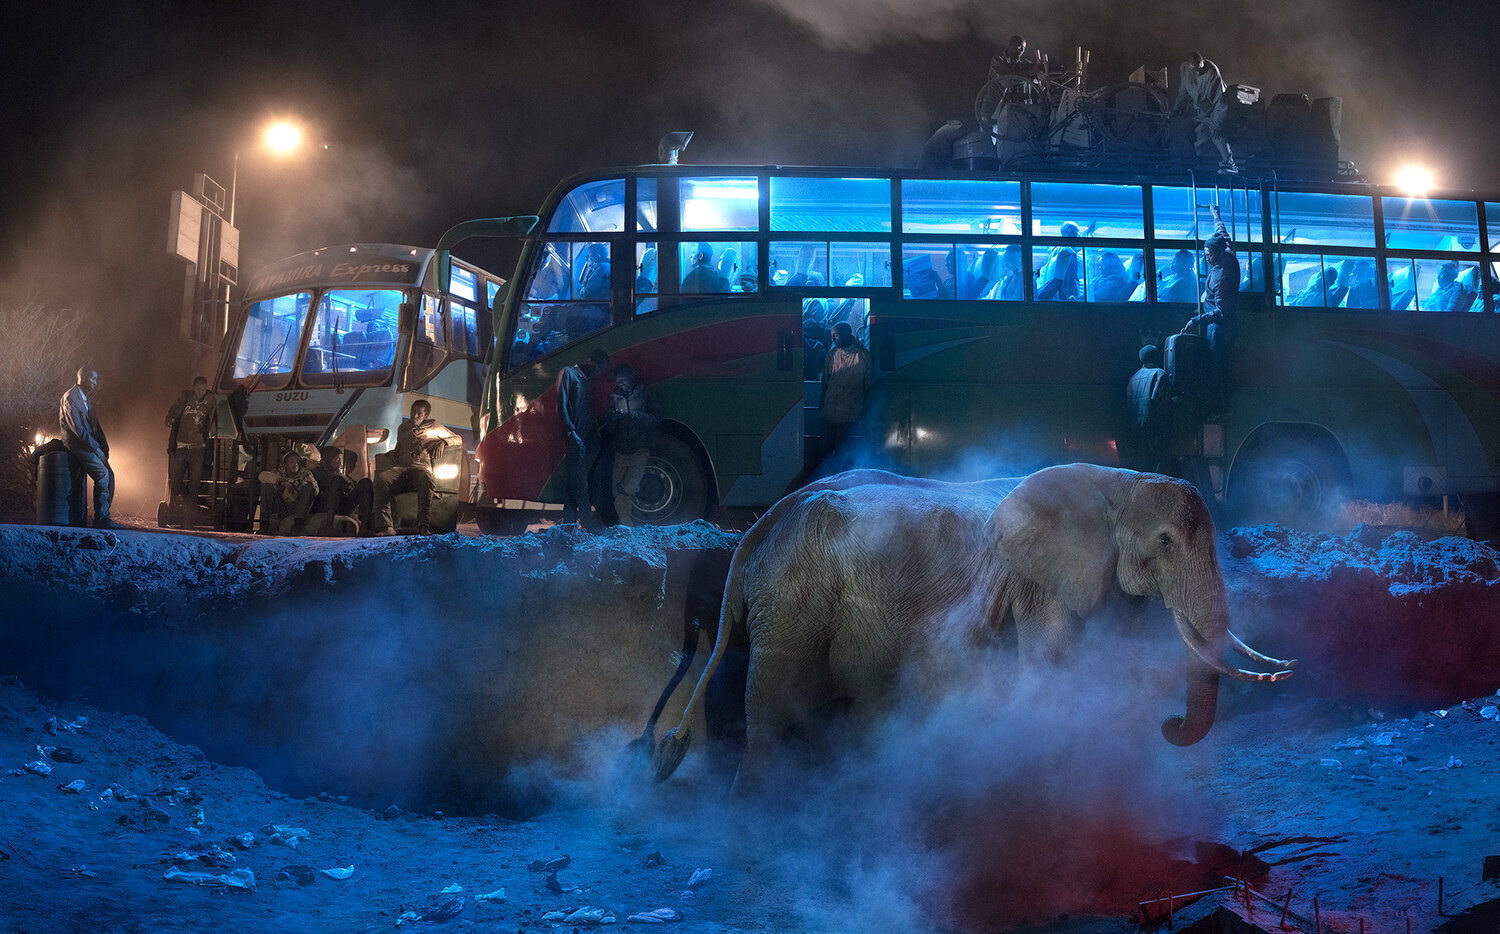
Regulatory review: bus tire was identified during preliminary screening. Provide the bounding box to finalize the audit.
[628,434,710,527]
[1229,437,1346,531]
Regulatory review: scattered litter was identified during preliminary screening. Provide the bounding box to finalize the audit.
[187,805,205,827]
[397,897,464,925]
[1332,738,1364,750]
[529,855,572,873]
[229,832,256,849]
[628,907,683,923]
[1372,732,1397,746]
[44,716,88,735]
[476,888,506,903]
[262,824,310,848]
[1448,756,1464,769]
[565,906,611,924]
[543,911,568,921]
[687,867,712,887]
[275,865,317,886]
[58,779,86,794]
[1482,706,1499,720]
[320,866,355,881]
[1320,758,1343,770]
[65,865,95,878]
[441,883,463,894]
[163,866,256,891]
[23,759,53,777]
[642,851,665,868]
[1351,774,1376,782]
[1433,708,1450,718]
[102,784,137,802]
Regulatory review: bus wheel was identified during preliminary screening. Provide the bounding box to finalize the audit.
[1230,439,1345,531]
[631,434,710,526]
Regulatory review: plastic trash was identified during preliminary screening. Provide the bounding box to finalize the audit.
[687,868,712,887]
[1447,756,1463,769]
[229,832,256,849]
[565,906,610,924]
[1481,706,1498,720]
[188,805,205,827]
[262,824,310,848]
[441,883,463,894]
[628,907,684,923]
[1319,758,1342,769]
[542,911,568,921]
[476,888,506,903]
[163,866,256,890]
[58,779,86,794]
[23,759,53,777]
[417,897,464,923]
[320,866,355,881]
[44,716,87,735]
[1372,731,1396,746]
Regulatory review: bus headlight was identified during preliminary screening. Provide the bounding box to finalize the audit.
[434,464,460,481]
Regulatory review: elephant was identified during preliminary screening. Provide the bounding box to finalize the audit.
[650,463,1292,788]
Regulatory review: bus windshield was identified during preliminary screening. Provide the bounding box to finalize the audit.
[231,292,311,386]
[302,288,403,386]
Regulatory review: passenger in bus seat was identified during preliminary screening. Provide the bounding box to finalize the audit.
[558,349,611,529]
[1426,262,1461,311]
[1158,249,1198,303]
[257,449,319,535]
[1035,224,1081,301]
[957,249,1000,300]
[602,364,662,527]
[1453,266,1481,311]
[370,399,459,536]
[576,243,611,301]
[994,244,1025,300]
[717,248,740,289]
[1341,261,1378,308]
[1289,267,1336,307]
[682,242,730,293]
[635,247,659,313]
[819,322,872,466]
[1091,251,1139,302]
[1325,260,1355,307]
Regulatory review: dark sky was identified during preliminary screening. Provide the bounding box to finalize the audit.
[1,0,1495,483]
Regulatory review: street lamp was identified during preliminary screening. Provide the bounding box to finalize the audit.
[229,119,306,225]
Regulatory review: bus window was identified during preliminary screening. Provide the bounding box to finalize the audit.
[510,242,609,366]
[1382,197,1479,252]
[771,242,829,288]
[635,243,659,314]
[303,289,401,384]
[232,291,311,381]
[1273,191,1375,247]
[486,279,501,309]
[900,178,1021,234]
[547,178,625,233]
[1280,254,1336,306]
[1487,203,1500,252]
[450,301,481,356]
[679,241,759,293]
[636,177,658,233]
[830,242,892,288]
[1086,248,1144,302]
[1031,182,1143,239]
[901,247,950,299]
[1033,242,1083,301]
[681,176,759,231]
[1411,259,1480,311]
[1388,259,1416,310]
[572,243,611,300]
[448,265,478,302]
[770,176,891,232]
[1155,248,1199,303]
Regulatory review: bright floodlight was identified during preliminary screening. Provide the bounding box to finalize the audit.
[263,120,303,155]
[1394,163,1435,196]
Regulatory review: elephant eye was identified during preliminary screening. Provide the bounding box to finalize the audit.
[1158,532,1173,548]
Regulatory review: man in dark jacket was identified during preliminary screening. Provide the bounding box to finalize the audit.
[59,366,116,529]
[165,376,216,512]
[601,363,662,526]
[820,322,872,463]
[370,399,459,535]
[257,448,319,535]
[557,349,610,527]
[1126,344,1172,473]
[1181,204,1239,416]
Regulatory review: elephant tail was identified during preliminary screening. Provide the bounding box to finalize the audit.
[651,513,760,784]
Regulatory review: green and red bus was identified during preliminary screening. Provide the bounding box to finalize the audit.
[457,164,1500,534]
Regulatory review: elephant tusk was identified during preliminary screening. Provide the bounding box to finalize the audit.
[1172,611,1294,683]
[1228,630,1297,670]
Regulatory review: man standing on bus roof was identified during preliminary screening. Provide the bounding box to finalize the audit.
[819,322,872,467]
[1181,203,1239,417]
[165,375,217,516]
[558,349,610,529]
[1174,52,1237,174]
[370,399,460,536]
[59,366,118,529]
[602,363,662,527]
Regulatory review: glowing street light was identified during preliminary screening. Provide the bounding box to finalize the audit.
[230,117,307,224]
[1394,163,1436,197]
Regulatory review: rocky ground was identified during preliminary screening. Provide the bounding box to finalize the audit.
[1,515,1499,933]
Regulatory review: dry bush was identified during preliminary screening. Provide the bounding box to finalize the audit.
[0,299,86,522]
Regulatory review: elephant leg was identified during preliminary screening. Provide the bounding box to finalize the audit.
[735,642,827,796]
[1013,596,1082,666]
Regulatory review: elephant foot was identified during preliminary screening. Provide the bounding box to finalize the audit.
[652,728,692,783]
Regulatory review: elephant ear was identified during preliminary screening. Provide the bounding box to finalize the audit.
[987,465,1121,617]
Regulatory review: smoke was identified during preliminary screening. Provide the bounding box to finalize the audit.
[543,619,1227,931]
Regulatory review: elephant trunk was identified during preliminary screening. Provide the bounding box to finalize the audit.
[1161,654,1220,746]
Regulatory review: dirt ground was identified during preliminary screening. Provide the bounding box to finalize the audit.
[2,515,1500,933]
